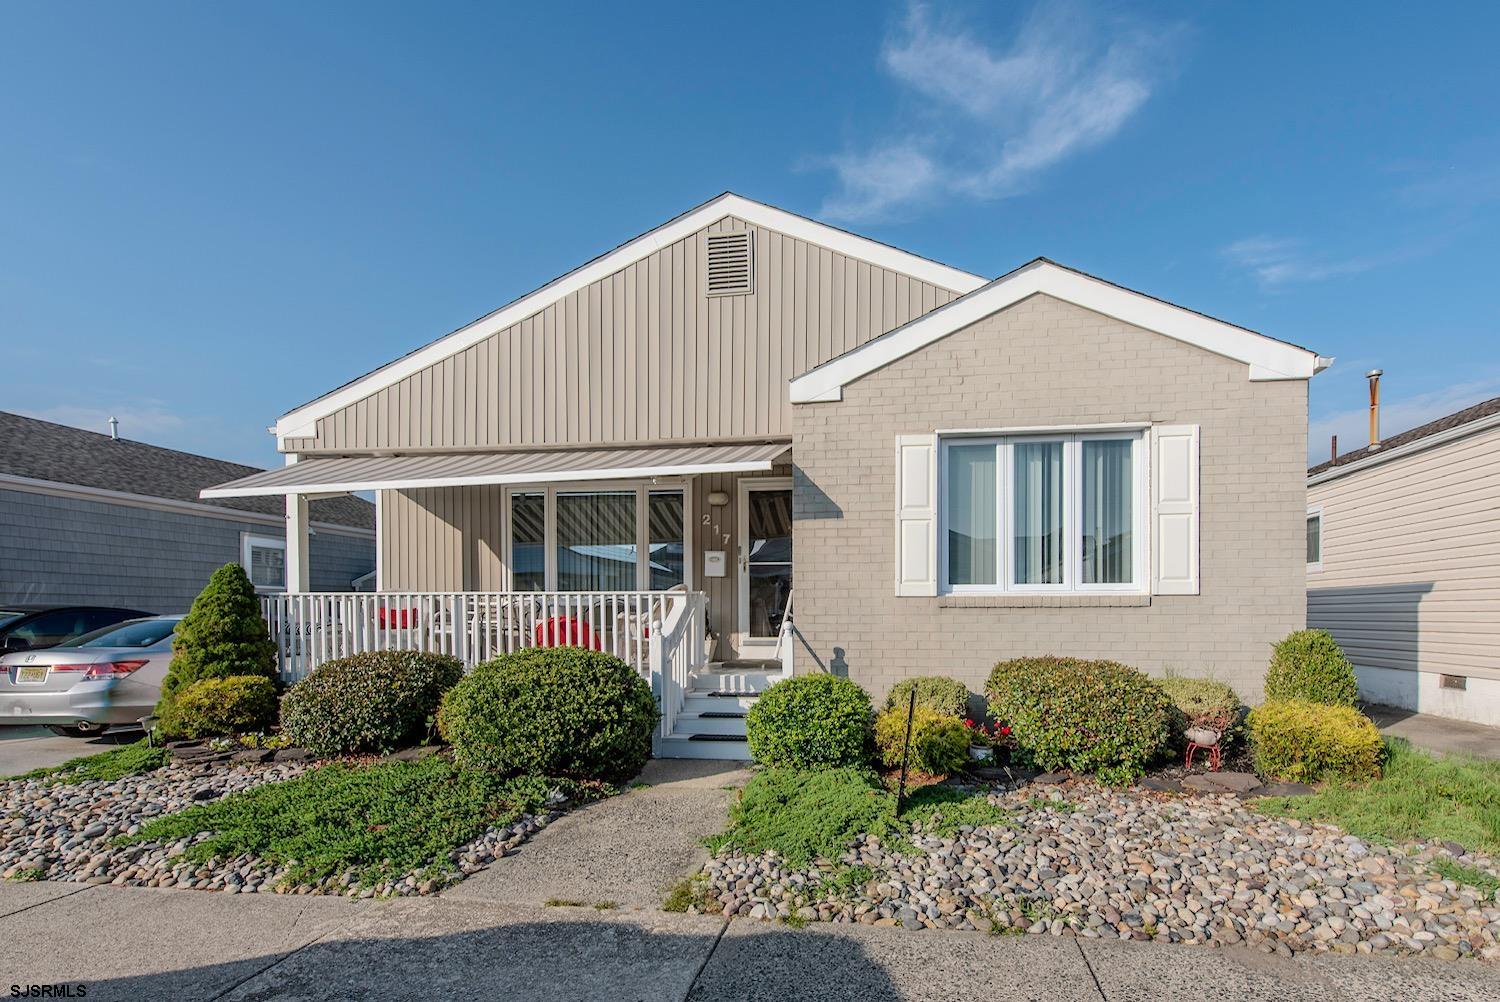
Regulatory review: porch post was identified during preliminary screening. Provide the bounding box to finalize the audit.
[286,492,311,593]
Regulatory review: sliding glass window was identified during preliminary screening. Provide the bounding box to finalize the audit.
[509,492,546,591]
[556,491,638,591]
[508,484,689,591]
[647,490,686,590]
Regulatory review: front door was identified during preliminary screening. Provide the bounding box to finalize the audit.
[737,478,793,657]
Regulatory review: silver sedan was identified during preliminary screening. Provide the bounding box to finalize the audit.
[0,616,181,737]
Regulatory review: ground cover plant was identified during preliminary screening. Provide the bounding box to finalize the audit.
[9,739,169,783]
[705,766,1007,866]
[1254,738,1500,854]
[121,755,600,888]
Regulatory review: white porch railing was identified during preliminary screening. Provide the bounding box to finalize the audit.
[259,590,706,686]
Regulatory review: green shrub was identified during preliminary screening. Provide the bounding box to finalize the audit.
[157,676,278,739]
[985,656,1173,784]
[158,564,277,716]
[1158,676,1243,743]
[882,676,971,718]
[1248,700,1382,783]
[874,706,969,775]
[745,673,872,769]
[438,647,658,782]
[1265,629,1358,707]
[280,651,464,755]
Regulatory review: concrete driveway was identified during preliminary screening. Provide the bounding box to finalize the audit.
[2,882,1497,1001]
[0,724,137,776]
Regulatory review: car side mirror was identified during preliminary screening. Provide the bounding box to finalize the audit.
[3,636,29,652]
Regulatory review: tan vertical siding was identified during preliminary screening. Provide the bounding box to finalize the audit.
[295,217,959,453]
[1308,424,1500,682]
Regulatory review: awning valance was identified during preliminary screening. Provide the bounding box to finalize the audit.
[201,442,790,498]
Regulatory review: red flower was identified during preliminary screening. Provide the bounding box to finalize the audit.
[1000,726,1012,736]
[963,718,975,728]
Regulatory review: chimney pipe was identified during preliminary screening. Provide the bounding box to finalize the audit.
[1365,369,1383,450]
[108,416,119,441]
[1330,434,1338,465]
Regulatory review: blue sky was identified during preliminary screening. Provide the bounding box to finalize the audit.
[3,1,1497,467]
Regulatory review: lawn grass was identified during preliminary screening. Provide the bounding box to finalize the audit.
[120,756,599,888]
[1430,859,1500,897]
[1253,739,1500,854]
[9,739,169,784]
[704,766,1009,867]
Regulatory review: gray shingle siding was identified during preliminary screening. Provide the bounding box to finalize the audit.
[0,488,373,611]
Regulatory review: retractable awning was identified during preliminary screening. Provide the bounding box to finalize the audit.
[201,442,790,498]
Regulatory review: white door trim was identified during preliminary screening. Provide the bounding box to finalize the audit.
[736,477,793,656]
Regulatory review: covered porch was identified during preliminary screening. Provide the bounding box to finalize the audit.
[202,441,796,758]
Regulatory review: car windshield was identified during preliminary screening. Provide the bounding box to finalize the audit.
[60,618,180,649]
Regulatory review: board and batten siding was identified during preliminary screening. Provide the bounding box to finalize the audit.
[1307,422,1500,723]
[287,217,959,454]
[378,463,791,659]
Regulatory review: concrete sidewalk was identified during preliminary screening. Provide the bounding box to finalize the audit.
[1364,703,1500,759]
[2,881,1497,1001]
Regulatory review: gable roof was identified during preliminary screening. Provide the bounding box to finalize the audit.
[275,192,988,447]
[789,258,1331,403]
[0,411,373,530]
[1308,395,1500,483]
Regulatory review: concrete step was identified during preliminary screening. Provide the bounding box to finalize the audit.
[672,710,747,736]
[656,735,750,761]
[682,692,759,714]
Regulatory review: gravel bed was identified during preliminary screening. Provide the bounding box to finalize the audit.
[700,780,1500,961]
[0,763,562,898]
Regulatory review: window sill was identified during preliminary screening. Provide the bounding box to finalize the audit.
[937,594,1151,609]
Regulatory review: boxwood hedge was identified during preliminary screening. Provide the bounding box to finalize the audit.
[280,651,463,755]
[745,673,872,769]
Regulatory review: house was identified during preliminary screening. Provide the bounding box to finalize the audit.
[0,411,375,611]
[1307,395,1500,726]
[203,193,1329,757]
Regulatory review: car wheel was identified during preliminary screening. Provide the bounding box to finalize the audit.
[46,723,109,738]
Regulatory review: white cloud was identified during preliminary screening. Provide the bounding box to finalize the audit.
[1222,236,1394,287]
[1309,377,1500,464]
[818,1,1174,222]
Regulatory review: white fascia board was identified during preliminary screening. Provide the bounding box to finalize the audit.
[1307,409,1500,486]
[0,473,373,538]
[275,194,987,446]
[789,260,1327,403]
[200,459,778,499]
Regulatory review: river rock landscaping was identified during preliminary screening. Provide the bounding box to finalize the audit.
[697,777,1500,961]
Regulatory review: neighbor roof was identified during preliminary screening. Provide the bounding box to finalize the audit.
[0,411,373,530]
[273,191,989,447]
[789,258,1331,403]
[1308,395,1500,482]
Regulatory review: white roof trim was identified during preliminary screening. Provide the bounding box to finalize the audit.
[789,260,1331,403]
[275,193,987,446]
[1307,409,1500,486]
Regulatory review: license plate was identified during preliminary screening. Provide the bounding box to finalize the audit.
[16,666,47,684]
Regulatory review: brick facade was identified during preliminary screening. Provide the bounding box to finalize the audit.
[791,294,1307,704]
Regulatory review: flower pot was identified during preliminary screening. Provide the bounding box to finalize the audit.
[1185,726,1220,747]
[968,745,991,762]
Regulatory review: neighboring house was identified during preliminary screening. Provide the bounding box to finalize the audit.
[1307,396,1500,726]
[204,192,1329,757]
[0,411,375,612]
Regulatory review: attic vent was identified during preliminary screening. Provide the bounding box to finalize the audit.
[705,231,753,296]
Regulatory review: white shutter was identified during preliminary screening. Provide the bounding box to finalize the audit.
[1151,424,1200,595]
[894,434,938,596]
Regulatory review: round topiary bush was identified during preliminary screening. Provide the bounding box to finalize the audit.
[156,675,278,739]
[882,675,971,718]
[745,673,872,769]
[1265,630,1358,707]
[280,651,464,755]
[985,656,1173,784]
[437,647,658,782]
[1248,699,1382,783]
[873,705,969,775]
